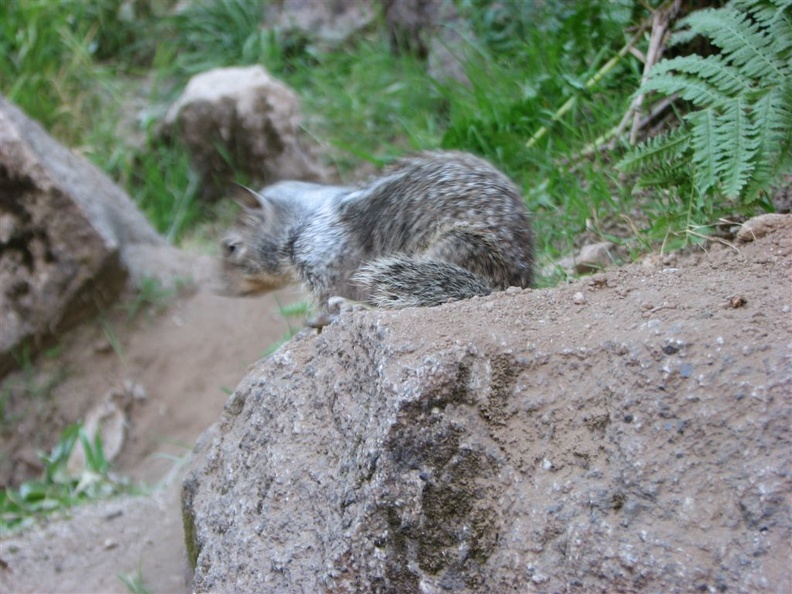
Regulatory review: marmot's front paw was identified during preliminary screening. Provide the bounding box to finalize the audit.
[306,297,370,330]
[328,296,370,314]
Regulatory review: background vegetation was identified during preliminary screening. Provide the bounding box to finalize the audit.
[1,0,788,274]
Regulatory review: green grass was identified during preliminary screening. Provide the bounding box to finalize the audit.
[0,423,131,535]
[118,565,152,594]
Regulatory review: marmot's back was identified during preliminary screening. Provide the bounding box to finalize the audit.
[338,151,534,289]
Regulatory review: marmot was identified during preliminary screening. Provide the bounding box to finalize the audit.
[219,151,534,325]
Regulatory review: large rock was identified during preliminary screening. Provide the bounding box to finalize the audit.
[162,66,326,201]
[0,98,165,376]
[265,0,376,47]
[183,216,791,593]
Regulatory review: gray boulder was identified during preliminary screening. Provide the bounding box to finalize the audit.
[183,216,791,593]
[0,98,164,376]
[162,65,326,201]
[265,0,376,48]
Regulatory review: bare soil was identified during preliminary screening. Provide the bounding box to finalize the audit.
[1,215,791,593]
[0,283,301,593]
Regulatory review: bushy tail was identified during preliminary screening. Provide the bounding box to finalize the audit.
[353,255,491,308]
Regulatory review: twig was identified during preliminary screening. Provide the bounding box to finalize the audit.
[683,227,741,253]
[629,0,679,144]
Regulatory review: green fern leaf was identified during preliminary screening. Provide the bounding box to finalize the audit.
[633,161,692,189]
[681,7,785,81]
[640,71,732,109]
[742,80,792,200]
[687,110,719,196]
[647,55,752,97]
[623,0,791,209]
[716,97,761,197]
[617,128,691,174]
[732,0,792,44]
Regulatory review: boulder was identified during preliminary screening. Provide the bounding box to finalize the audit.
[0,98,164,376]
[183,216,792,593]
[265,0,376,48]
[162,66,326,201]
[264,0,470,84]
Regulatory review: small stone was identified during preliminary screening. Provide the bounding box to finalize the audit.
[123,379,147,401]
[93,338,113,354]
[103,538,119,550]
[572,292,586,305]
[576,242,616,274]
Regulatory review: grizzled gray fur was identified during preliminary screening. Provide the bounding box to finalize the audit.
[219,151,533,320]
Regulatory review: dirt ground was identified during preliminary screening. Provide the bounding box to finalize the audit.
[1,215,791,593]
[0,281,303,593]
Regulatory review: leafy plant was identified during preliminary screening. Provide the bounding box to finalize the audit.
[0,424,130,535]
[618,0,792,209]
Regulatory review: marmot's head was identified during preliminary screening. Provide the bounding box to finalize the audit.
[216,185,297,296]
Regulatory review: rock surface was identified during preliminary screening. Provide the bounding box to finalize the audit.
[183,215,792,593]
[0,98,164,376]
[265,0,376,48]
[162,66,325,201]
[575,240,620,273]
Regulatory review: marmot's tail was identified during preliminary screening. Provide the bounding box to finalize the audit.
[353,255,491,308]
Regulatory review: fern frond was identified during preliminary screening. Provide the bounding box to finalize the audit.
[681,7,786,81]
[742,80,792,200]
[687,110,718,196]
[766,3,792,63]
[731,0,792,40]
[668,27,702,48]
[730,0,791,19]
[617,128,691,174]
[633,161,692,189]
[719,0,792,67]
[647,55,753,97]
[639,71,732,109]
[716,97,761,197]
[625,0,790,209]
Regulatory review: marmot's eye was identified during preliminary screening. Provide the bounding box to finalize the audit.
[223,238,241,257]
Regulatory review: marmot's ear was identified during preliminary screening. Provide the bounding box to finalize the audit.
[230,183,263,210]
